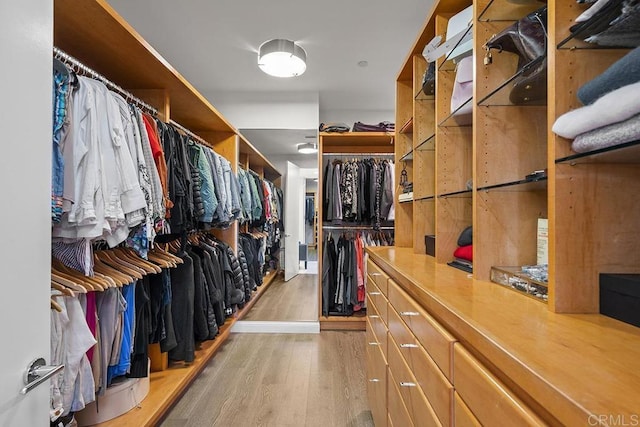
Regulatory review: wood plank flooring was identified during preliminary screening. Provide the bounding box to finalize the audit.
[161,332,374,427]
[243,274,317,322]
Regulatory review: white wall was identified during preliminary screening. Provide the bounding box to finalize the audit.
[268,154,318,171]
[206,91,319,129]
[0,0,52,424]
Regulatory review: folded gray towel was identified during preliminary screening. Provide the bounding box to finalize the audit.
[572,113,640,153]
[553,81,640,139]
[578,47,640,105]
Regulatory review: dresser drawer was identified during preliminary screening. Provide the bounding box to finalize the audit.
[366,331,388,427]
[388,304,452,426]
[368,300,388,359]
[388,335,443,427]
[388,366,415,427]
[367,278,388,326]
[454,392,481,427]
[388,279,456,381]
[453,344,547,426]
[367,259,389,295]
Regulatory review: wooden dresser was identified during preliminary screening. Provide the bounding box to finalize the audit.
[366,247,640,426]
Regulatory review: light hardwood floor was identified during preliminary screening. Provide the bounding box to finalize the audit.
[243,274,318,322]
[161,332,374,427]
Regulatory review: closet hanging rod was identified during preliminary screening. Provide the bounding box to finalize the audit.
[322,225,394,230]
[168,119,211,146]
[53,47,159,116]
[322,152,394,157]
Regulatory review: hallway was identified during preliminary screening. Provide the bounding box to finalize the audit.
[161,270,374,426]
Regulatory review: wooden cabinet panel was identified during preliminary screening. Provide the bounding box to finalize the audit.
[388,279,456,381]
[366,319,382,360]
[453,344,547,426]
[388,367,415,427]
[388,335,443,427]
[368,259,389,295]
[454,392,481,427]
[367,278,389,326]
[388,304,453,426]
[368,300,388,360]
[366,332,388,427]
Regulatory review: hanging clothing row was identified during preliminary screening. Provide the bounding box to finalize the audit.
[52,57,284,270]
[49,54,284,425]
[322,230,394,316]
[322,157,395,229]
[49,245,182,421]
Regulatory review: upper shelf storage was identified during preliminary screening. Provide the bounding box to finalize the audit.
[320,132,395,154]
[54,0,236,134]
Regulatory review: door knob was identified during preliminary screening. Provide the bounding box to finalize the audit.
[20,358,64,395]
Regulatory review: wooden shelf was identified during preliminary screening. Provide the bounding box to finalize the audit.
[399,117,414,134]
[319,315,366,331]
[320,132,395,152]
[96,270,279,427]
[238,133,281,180]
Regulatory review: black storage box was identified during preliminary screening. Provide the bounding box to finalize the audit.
[600,274,640,328]
[425,235,435,257]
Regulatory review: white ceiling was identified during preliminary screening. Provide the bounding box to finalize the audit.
[108,0,433,158]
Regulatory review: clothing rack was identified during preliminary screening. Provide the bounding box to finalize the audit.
[322,225,394,230]
[322,152,394,157]
[168,119,212,147]
[53,47,159,116]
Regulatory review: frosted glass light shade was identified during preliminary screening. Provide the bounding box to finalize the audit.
[297,143,317,154]
[258,39,307,78]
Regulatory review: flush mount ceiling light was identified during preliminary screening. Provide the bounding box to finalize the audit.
[258,39,307,78]
[297,142,317,154]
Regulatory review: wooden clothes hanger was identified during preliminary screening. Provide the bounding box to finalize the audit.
[92,257,131,286]
[95,251,144,280]
[150,245,183,265]
[51,298,63,313]
[116,247,162,274]
[51,272,88,294]
[52,259,105,291]
[51,280,75,297]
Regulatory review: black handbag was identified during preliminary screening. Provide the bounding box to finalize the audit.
[421,62,436,96]
[484,6,547,104]
[352,121,395,132]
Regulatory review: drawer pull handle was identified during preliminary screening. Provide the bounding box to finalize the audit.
[400,343,419,348]
[369,292,382,296]
[400,382,416,387]
[369,315,380,319]
[371,273,382,277]
[369,378,380,383]
[368,342,380,346]
[400,311,420,317]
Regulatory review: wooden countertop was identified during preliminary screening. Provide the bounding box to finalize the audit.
[367,247,640,426]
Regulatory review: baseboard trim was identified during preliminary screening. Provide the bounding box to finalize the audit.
[231,320,320,334]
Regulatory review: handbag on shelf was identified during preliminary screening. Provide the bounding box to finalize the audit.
[451,56,473,117]
[484,6,548,105]
[423,5,473,63]
[352,121,395,132]
[421,62,436,96]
